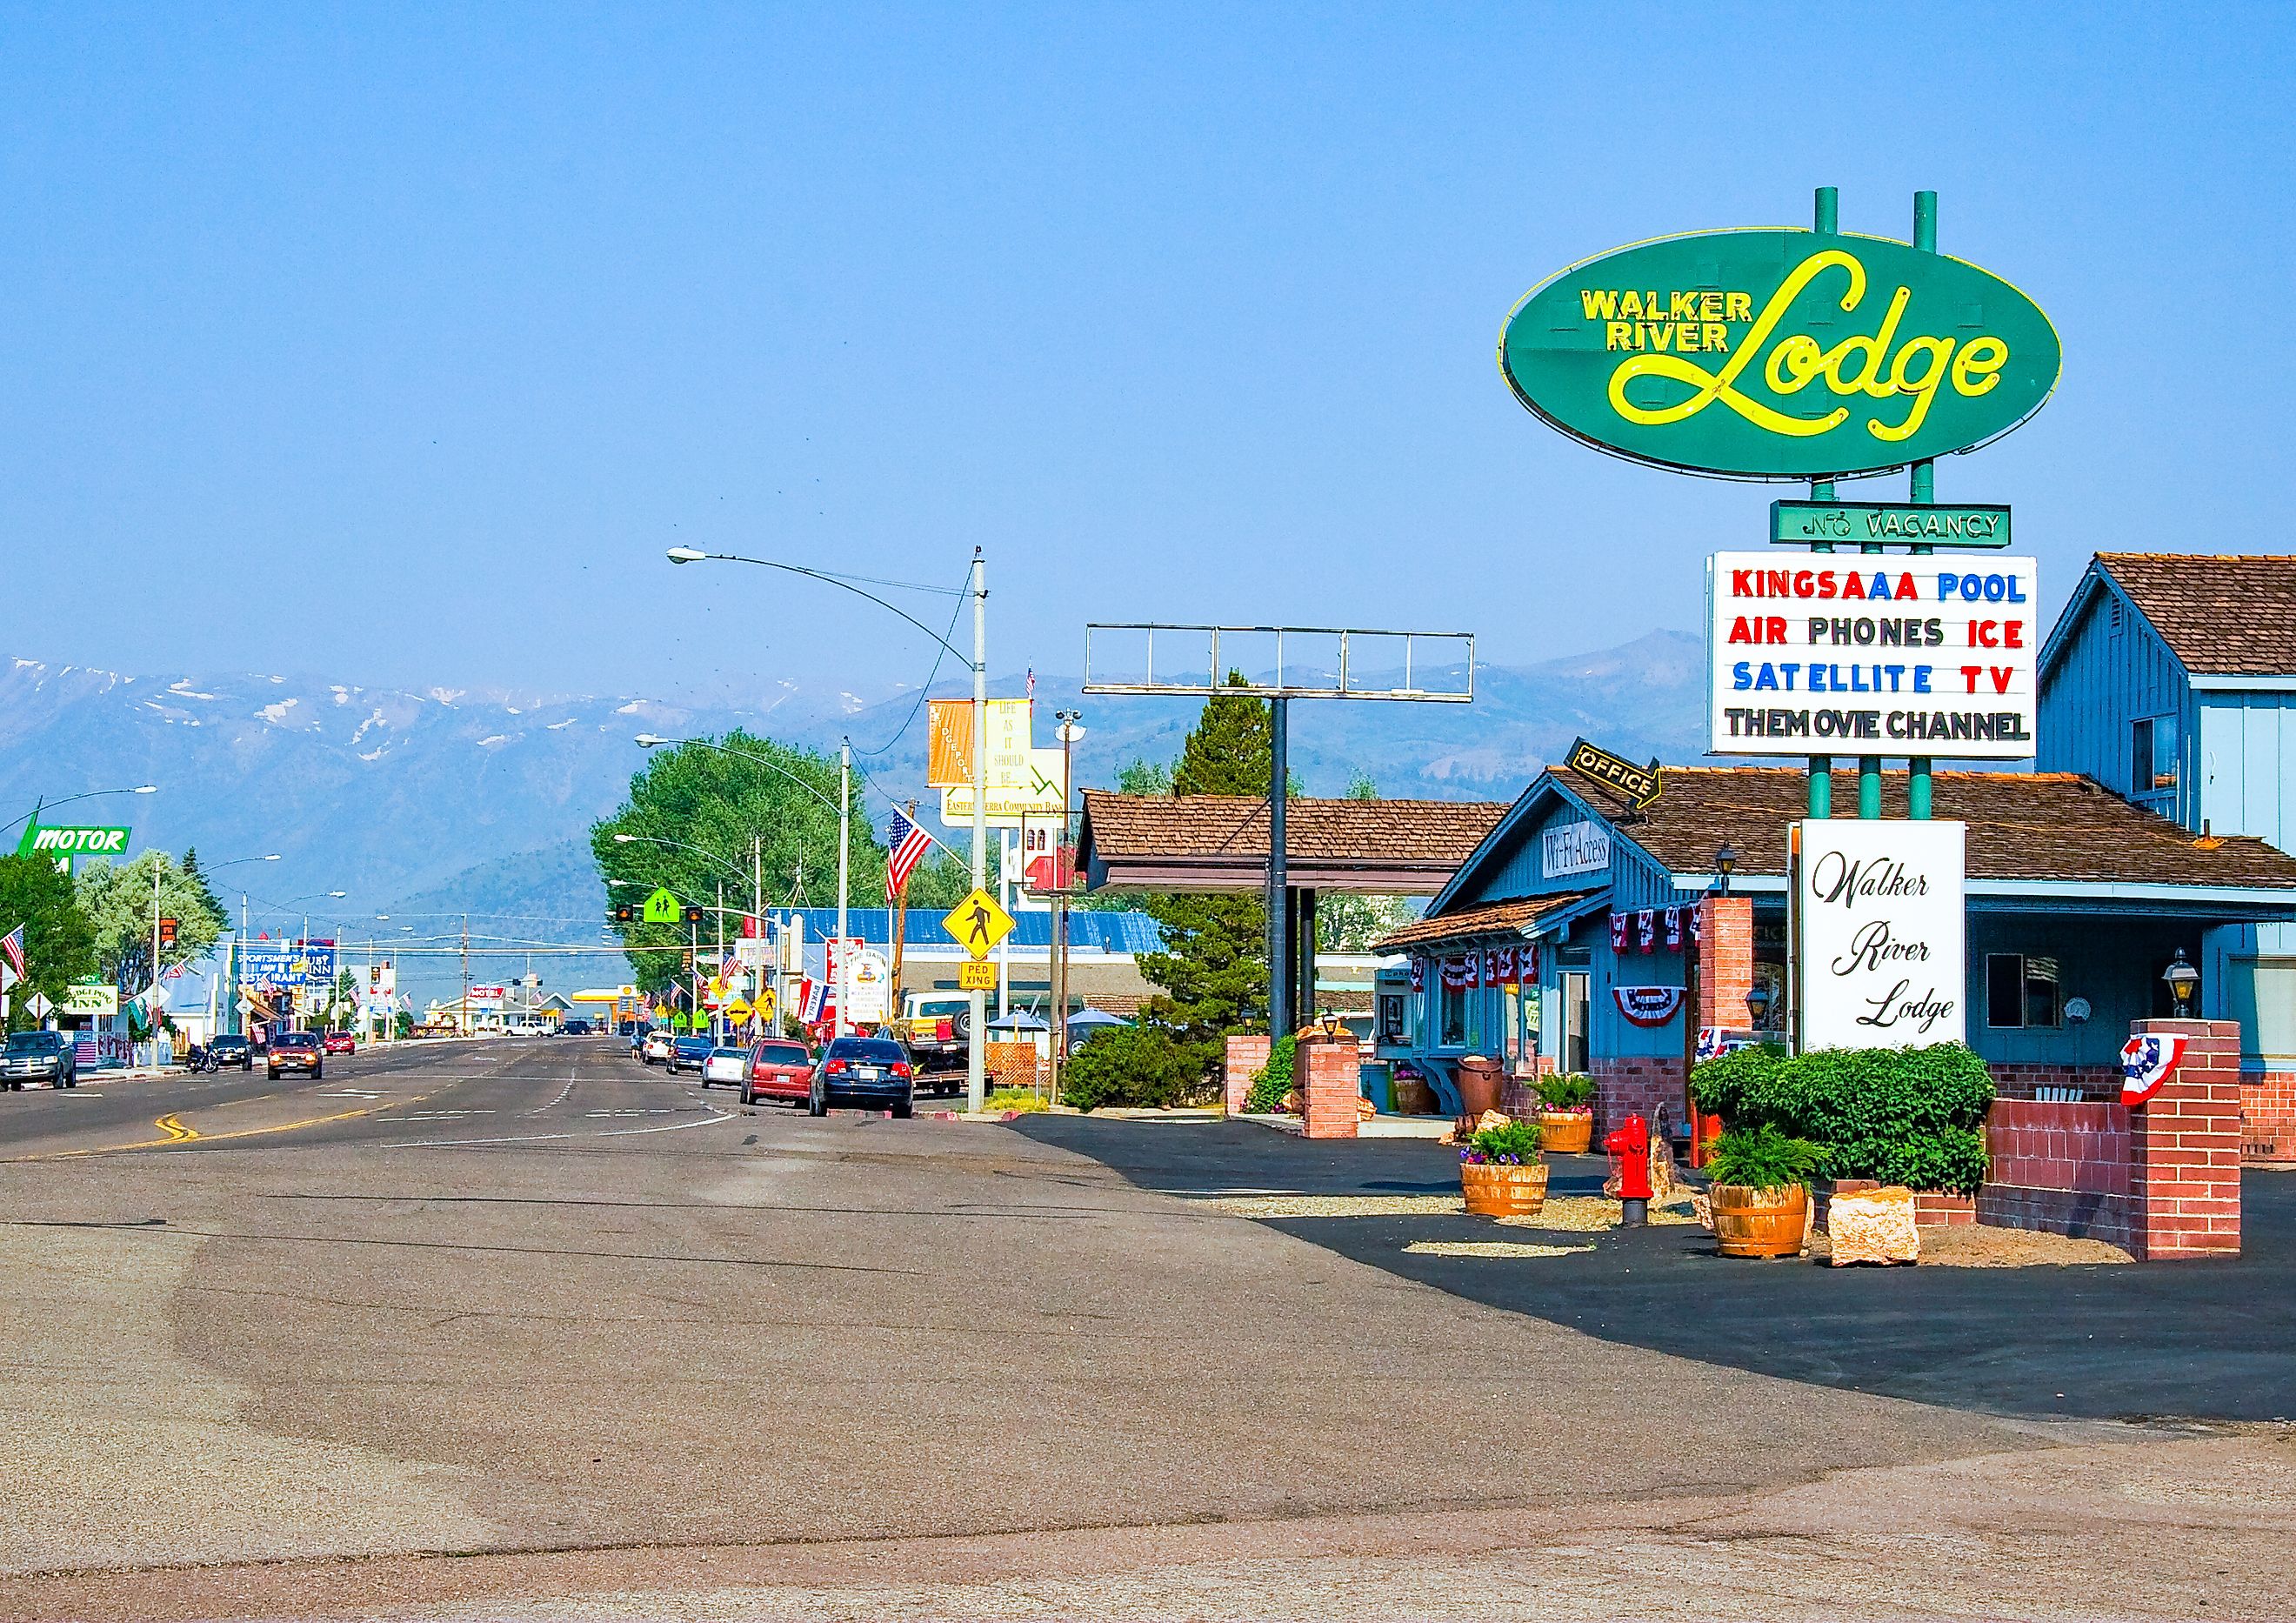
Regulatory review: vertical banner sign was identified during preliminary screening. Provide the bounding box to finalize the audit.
[1710,552,2038,759]
[1796,819,1966,1050]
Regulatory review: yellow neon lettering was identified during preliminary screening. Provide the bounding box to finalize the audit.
[1605,320,1632,350]
[1701,321,1726,351]
[1726,291,1752,321]
[1608,250,1861,437]
[1952,335,2007,396]
[1870,335,1954,442]
[1619,290,1645,318]
[1580,289,1619,320]
[1669,291,1698,320]
[1700,291,1725,321]
[1819,284,1911,399]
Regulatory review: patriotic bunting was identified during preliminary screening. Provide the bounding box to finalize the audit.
[2119,1032,2187,1107]
[1664,906,1684,951]
[1612,985,1686,1026]
[1610,912,1629,952]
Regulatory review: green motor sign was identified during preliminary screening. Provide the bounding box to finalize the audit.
[1498,228,2059,480]
[17,825,133,872]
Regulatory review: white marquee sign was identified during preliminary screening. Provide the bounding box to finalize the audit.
[1796,818,1966,1051]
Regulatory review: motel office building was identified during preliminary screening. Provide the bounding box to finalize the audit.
[1373,765,2296,1154]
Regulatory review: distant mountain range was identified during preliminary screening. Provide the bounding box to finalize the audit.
[0,631,1708,1002]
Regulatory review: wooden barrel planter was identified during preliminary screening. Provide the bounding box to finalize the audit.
[1460,1160,1550,1218]
[1710,1183,1810,1258]
[1538,1112,1593,1154]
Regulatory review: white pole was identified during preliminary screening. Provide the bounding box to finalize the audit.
[968,548,988,1113]
[837,739,851,1038]
[150,858,162,1063]
[996,827,1011,1019]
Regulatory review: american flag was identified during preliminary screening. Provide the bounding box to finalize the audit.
[885,808,932,894]
[0,924,23,980]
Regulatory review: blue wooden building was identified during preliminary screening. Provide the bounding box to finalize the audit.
[1372,765,2296,1133]
[2037,553,2296,1070]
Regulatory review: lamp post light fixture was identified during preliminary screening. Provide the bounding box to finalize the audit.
[2163,949,2201,1017]
[1713,843,1739,898]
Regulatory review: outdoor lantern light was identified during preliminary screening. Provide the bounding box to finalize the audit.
[1714,843,1739,897]
[1745,981,1772,1024]
[2163,949,2200,1015]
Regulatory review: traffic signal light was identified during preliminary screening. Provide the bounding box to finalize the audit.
[158,917,177,948]
[684,906,704,924]
[614,905,635,923]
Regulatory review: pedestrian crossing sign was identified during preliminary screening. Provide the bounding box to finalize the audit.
[642,887,682,925]
[942,887,1015,960]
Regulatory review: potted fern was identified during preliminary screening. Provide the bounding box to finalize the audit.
[1705,1123,1827,1258]
[1458,1118,1547,1217]
[1534,1073,1596,1153]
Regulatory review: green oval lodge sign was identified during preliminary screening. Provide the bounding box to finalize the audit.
[1498,229,2060,480]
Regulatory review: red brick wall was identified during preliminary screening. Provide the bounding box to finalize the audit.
[1297,1034,1358,1140]
[2244,1071,2296,1163]
[1978,1020,2242,1259]
[1987,1062,2120,1101]
[1695,897,1753,1030]
[1592,1054,1679,1139]
[2130,1020,2241,1259]
[1224,1033,1271,1115]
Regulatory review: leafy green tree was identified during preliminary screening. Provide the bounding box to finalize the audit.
[73,852,228,993]
[1135,675,1272,1072]
[593,731,894,989]
[0,854,97,1028]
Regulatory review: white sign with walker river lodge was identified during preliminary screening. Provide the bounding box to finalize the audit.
[1708,551,2039,759]
[1796,818,1966,1052]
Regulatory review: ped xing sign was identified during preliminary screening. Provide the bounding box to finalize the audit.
[1709,551,2038,760]
[1498,229,2059,479]
[1796,818,1966,1051]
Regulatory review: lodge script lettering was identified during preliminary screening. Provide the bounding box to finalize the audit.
[1808,849,1958,1037]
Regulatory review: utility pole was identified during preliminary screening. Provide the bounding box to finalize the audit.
[460,912,470,1036]
[149,858,162,1055]
[1051,709,1084,1105]
[967,547,988,1113]
[836,738,851,1038]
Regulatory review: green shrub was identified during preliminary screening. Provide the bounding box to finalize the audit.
[1705,1124,1828,1191]
[1460,1118,1543,1165]
[1535,1073,1595,1111]
[1692,1042,1995,1196]
[984,1087,1046,1113]
[1244,1033,1296,1114]
[1058,1025,1205,1112]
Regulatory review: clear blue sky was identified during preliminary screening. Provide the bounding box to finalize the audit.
[3,3,2289,704]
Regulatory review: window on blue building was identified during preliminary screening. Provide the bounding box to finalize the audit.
[1986,953,2062,1029]
[2131,716,2179,802]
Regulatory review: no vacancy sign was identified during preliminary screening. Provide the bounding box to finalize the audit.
[1709,551,2038,759]
[1796,818,1966,1052]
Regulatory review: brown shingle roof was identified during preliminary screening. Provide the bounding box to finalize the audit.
[2097,553,2296,676]
[1372,892,1592,953]
[1562,767,2296,890]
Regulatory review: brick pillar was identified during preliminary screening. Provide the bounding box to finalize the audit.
[1224,1033,1271,1115]
[1695,896,1754,1030]
[2129,1018,2242,1259]
[1298,1032,1359,1139]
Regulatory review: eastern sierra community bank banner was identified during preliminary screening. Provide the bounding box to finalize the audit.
[1707,551,2038,759]
[1797,818,1966,1052]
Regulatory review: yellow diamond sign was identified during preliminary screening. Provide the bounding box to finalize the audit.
[942,887,1015,960]
[725,997,752,1024]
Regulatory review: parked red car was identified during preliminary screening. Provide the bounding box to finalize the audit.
[323,1032,356,1056]
[742,1039,815,1106]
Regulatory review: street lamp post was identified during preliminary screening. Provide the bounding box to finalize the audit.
[665,544,990,1108]
[1051,710,1085,1105]
[0,783,157,844]
[202,854,280,1037]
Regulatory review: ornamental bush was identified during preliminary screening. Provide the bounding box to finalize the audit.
[1536,1072,1595,1112]
[1461,1118,1543,1165]
[1058,1025,1204,1112]
[1691,1042,1995,1196]
[1244,1033,1297,1114]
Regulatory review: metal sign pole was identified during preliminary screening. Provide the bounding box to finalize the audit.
[967,550,989,1114]
[1907,188,1939,821]
[1269,696,1289,1039]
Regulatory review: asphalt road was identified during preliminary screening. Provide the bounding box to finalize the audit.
[1016,1116,2296,1423]
[3,1040,2293,1621]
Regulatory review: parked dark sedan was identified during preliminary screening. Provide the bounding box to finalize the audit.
[807,1036,914,1119]
[665,1034,714,1074]
[2,1030,76,1090]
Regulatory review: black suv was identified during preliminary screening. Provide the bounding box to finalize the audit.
[207,1033,255,1071]
[3,1031,77,1090]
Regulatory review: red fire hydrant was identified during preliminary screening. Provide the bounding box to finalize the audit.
[1605,1113,1652,1227]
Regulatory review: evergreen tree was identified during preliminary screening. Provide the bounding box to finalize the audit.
[1137,674,1271,1069]
[180,848,228,923]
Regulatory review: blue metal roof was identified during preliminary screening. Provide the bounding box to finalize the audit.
[775,906,1164,954]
